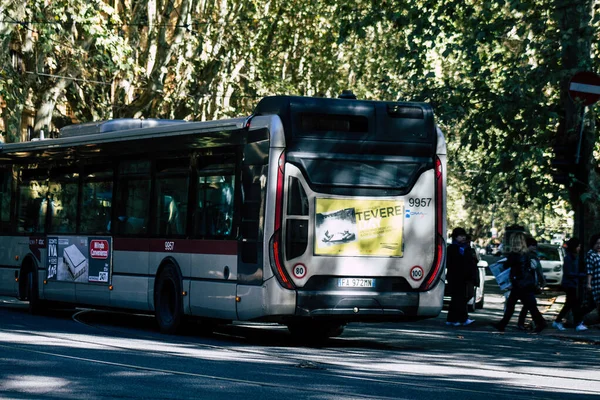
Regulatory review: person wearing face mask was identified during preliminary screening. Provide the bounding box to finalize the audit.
[445,227,478,327]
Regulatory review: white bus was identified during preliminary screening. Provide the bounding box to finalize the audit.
[0,94,446,338]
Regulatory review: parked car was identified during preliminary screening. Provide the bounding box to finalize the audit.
[444,250,487,311]
[470,257,487,311]
[537,244,564,287]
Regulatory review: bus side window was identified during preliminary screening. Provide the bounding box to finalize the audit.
[195,161,235,238]
[157,195,183,235]
[0,168,13,232]
[80,167,113,234]
[48,168,78,234]
[115,160,151,235]
[153,158,189,237]
[17,171,49,233]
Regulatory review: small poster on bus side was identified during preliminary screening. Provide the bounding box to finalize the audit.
[46,236,112,284]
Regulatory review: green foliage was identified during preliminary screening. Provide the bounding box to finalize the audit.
[2,0,599,239]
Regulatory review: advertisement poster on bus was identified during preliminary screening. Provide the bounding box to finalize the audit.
[314,198,404,257]
[46,236,112,284]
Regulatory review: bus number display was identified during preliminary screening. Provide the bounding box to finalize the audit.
[164,241,175,251]
[408,198,431,207]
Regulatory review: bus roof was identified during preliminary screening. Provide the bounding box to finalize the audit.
[0,117,248,162]
[252,95,436,146]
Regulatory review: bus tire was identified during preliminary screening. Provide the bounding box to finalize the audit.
[287,321,345,340]
[27,269,46,315]
[154,264,184,334]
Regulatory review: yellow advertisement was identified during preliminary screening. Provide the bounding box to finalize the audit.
[314,198,404,257]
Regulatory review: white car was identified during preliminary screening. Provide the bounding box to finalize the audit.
[470,258,487,311]
[537,244,564,287]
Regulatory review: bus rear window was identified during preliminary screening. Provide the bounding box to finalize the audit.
[299,159,419,189]
[298,113,368,134]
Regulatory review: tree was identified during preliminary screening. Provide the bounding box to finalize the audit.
[2,0,599,241]
[553,0,599,247]
[0,1,35,142]
[335,0,597,240]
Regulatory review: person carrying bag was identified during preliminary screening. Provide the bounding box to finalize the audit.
[516,238,546,330]
[492,232,548,333]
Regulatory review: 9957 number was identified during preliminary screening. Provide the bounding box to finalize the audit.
[408,198,432,207]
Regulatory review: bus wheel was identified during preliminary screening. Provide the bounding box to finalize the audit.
[27,270,46,315]
[154,265,184,334]
[287,322,345,340]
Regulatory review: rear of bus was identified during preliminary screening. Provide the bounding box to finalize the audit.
[253,96,446,325]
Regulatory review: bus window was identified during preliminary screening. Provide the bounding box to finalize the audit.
[287,176,309,216]
[195,161,235,238]
[115,160,151,235]
[153,158,189,236]
[48,167,79,234]
[286,177,309,260]
[80,167,113,234]
[0,168,12,232]
[17,169,49,233]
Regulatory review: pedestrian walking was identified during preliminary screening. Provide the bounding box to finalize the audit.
[585,233,600,315]
[552,238,588,331]
[446,227,479,326]
[516,237,546,330]
[492,232,547,333]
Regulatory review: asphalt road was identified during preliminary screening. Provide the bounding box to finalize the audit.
[1,275,599,400]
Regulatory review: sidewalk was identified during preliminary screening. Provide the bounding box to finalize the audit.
[443,279,600,343]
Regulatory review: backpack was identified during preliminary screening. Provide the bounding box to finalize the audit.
[510,254,537,291]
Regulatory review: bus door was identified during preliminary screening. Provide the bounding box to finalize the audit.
[236,138,269,320]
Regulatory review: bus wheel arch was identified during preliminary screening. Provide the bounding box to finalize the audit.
[154,261,184,334]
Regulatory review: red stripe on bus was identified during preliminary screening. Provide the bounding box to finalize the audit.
[113,238,237,255]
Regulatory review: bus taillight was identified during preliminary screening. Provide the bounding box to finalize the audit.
[421,156,445,290]
[270,151,295,290]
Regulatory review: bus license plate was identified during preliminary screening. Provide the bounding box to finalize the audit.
[338,278,375,288]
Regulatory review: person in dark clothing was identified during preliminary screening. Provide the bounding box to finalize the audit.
[446,227,479,326]
[516,237,546,330]
[585,233,600,320]
[492,232,547,333]
[553,238,588,331]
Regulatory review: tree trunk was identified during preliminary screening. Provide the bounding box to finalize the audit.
[118,0,192,118]
[33,71,79,137]
[555,0,597,249]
